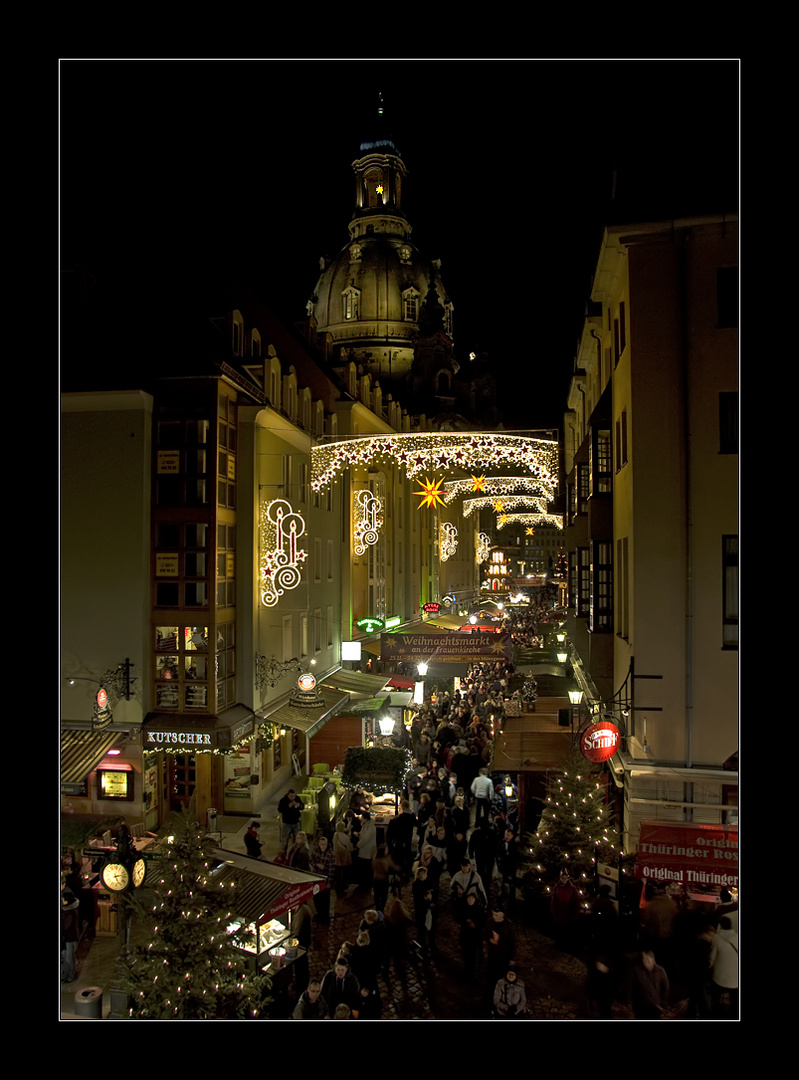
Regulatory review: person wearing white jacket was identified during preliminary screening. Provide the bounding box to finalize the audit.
[709,916,739,1018]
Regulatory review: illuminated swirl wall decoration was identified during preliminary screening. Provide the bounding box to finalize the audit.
[440,522,459,562]
[260,499,308,607]
[311,433,559,492]
[477,532,492,564]
[495,513,564,531]
[354,489,384,556]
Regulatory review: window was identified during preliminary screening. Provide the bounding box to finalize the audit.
[590,541,613,632]
[590,429,612,494]
[719,392,738,454]
[342,287,360,321]
[615,409,628,470]
[722,535,738,649]
[402,289,419,321]
[314,608,322,654]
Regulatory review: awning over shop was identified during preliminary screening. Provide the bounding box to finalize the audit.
[360,640,382,656]
[61,728,126,792]
[209,849,326,923]
[636,821,739,892]
[261,687,350,739]
[321,669,390,697]
[142,708,257,751]
[423,614,465,630]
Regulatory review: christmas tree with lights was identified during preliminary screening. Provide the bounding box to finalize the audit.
[120,806,271,1019]
[524,747,619,907]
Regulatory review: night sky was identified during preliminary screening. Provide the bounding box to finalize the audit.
[60,59,739,430]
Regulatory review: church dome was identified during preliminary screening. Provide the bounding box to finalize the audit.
[308,125,453,391]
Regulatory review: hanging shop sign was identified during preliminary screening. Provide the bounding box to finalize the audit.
[636,821,738,890]
[384,616,402,629]
[580,720,622,763]
[381,632,512,664]
[423,603,441,614]
[356,617,385,633]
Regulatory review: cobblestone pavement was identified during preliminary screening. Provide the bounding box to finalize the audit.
[61,812,693,1021]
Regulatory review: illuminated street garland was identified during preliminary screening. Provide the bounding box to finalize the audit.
[311,434,559,492]
[462,495,550,518]
[495,513,564,530]
[441,475,555,504]
[259,499,308,607]
[353,488,384,555]
[440,522,459,561]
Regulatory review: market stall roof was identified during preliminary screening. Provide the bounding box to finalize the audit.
[386,691,413,707]
[321,669,391,697]
[423,614,465,630]
[261,687,349,739]
[386,675,415,689]
[209,849,326,923]
[61,727,126,791]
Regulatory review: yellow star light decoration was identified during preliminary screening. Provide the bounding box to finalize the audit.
[471,475,486,492]
[526,527,535,535]
[494,499,505,512]
[415,476,447,510]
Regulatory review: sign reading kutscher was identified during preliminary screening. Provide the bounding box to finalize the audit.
[636,821,738,890]
[381,631,512,664]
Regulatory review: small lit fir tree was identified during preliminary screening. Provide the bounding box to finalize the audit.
[120,806,271,1020]
[524,748,619,909]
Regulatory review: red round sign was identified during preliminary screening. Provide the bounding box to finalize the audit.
[96,688,108,709]
[580,720,621,763]
[298,673,316,691]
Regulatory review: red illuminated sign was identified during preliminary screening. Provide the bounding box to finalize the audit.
[580,720,621,763]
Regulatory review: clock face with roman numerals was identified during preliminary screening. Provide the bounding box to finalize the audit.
[101,860,130,891]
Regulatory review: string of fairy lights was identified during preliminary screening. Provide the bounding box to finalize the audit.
[442,475,556,504]
[462,495,551,518]
[496,513,564,530]
[311,433,559,492]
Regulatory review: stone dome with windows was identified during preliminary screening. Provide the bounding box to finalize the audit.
[307,113,454,407]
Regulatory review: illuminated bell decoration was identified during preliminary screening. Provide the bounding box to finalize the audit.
[440,522,458,561]
[353,488,384,556]
[260,499,308,607]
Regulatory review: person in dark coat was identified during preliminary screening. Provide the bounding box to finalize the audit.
[244,821,263,859]
[320,959,361,1016]
[292,979,328,1019]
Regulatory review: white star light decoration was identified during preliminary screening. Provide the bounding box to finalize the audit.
[311,434,559,492]
[462,495,551,518]
[440,522,459,562]
[259,499,308,607]
[441,475,556,505]
[495,513,564,531]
